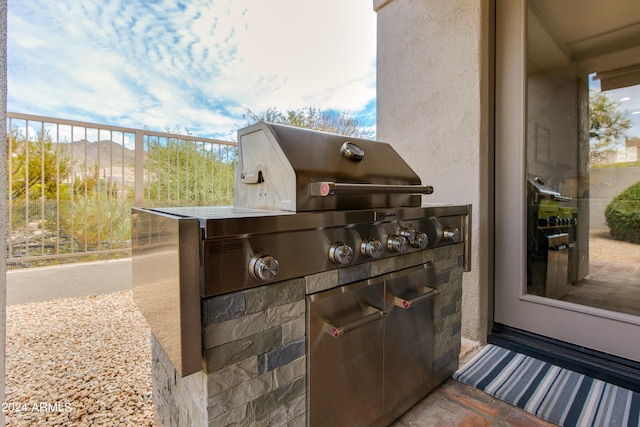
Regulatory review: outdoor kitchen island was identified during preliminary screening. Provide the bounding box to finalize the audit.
[132,123,471,426]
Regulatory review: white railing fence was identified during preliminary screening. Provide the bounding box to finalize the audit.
[6,112,237,268]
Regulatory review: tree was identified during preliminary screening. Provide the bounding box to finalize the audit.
[589,91,632,163]
[145,135,235,207]
[7,127,134,259]
[243,106,374,139]
[605,180,640,244]
[7,128,72,200]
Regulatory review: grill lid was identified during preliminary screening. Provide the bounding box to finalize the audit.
[234,122,433,212]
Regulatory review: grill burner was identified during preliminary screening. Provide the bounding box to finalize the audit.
[132,123,471,426]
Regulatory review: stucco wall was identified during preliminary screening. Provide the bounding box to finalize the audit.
[590,166,640,229]
[1,0,7,425]
[374,0,492,342]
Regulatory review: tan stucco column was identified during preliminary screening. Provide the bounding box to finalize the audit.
[1,0,7,423]
[374,0,492,343]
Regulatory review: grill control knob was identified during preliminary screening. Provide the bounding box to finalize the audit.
[249,254,280,281]
[387,235,408,253]
[361,239,384,259]
[410,232,429,249]
[399,228,416,242]
[329,242,354,265]
[443,227,460,242]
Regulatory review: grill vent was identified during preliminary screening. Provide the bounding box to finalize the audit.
[208,242,244,255]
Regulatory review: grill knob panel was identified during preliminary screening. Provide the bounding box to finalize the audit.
[249,254,280,281]
[387,235,408,253]
[361,239,384,259]
[443,227,460,242]
[329,242,354,265]
[410,232,429,249]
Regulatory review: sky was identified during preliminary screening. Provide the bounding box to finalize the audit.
[589,74,640,142]
[8,0,377,141]
[613,87,640,141]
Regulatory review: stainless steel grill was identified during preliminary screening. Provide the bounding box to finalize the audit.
[527,175,577,298]
[132,122,471,426]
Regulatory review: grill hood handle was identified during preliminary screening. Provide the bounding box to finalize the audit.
[310,182,434,197]
[536,189,572,202]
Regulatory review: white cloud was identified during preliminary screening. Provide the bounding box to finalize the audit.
[214,0,376,111]
[8,0,377,139]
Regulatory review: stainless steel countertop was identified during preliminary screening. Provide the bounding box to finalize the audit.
[143,204,470,239]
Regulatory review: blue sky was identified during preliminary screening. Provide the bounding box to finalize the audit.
[8,0,377,141]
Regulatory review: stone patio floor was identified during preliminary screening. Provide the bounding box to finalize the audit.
[391,341,556,427]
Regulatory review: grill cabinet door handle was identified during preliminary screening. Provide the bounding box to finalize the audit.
[322,306,386,338]
[392,287,440,309]
[309,182,434,197]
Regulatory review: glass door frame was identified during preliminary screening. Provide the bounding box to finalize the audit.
[494,0,640,362]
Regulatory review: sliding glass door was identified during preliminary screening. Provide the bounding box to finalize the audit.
[495,0,640,361]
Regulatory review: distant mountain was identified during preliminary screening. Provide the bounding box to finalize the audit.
[55,140,137,183]
[61,139,136,168]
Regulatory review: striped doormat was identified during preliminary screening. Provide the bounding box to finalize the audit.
[453,344,640,427]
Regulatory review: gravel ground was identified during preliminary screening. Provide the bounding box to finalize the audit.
[5,290,155,426]
[590,229,640,262]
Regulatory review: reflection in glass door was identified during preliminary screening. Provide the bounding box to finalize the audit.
[525,0,640,317]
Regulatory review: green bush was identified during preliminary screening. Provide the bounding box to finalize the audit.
[605,181,640,244]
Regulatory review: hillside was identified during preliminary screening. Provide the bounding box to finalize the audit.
[63,139,136,168]
[55,139,137,183]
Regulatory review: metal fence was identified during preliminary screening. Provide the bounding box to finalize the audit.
[6,112,237,267]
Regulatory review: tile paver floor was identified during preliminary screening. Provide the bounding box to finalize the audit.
[392,378,556,427]
[392,343,556,427]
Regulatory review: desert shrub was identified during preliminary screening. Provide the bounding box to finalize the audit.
[605,180,640,244]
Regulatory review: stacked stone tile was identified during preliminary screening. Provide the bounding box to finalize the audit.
[432,245,464,378]
[203,279,306,425]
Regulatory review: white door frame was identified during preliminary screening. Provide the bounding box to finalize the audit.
[494,0,640,362]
